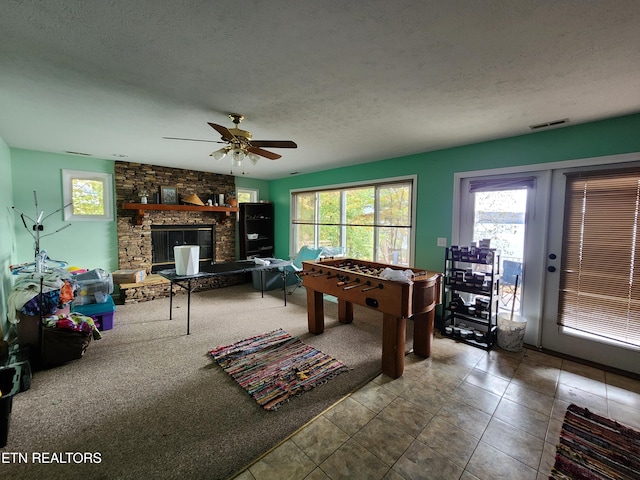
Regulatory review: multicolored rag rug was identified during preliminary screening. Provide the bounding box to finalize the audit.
[209,329,348,410]
[550,403,640,479]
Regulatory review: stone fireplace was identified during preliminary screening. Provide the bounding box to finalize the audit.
[115,161,245,303]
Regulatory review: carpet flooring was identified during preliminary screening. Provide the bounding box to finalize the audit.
[2,283,408,480]
[550,403,640,479]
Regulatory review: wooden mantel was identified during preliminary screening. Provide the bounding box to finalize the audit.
[123,202,239,225]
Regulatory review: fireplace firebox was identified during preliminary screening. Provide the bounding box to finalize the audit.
[151,224,215,273]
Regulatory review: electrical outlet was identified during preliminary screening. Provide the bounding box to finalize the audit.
[437,237,447,247]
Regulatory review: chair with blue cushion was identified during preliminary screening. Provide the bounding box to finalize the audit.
[279,246,323,294]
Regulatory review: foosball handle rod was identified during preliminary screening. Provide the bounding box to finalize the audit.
[343,279,362,290]
[362,283,383,292]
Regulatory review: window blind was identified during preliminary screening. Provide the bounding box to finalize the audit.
[558,169,640,347]
[469,176,536,193]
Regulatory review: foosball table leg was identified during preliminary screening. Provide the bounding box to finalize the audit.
[412,310,435,358]
[307,289,325,334]
[382,314,406,379]
[338,299,353,324]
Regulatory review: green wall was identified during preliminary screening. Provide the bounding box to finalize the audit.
[0,136,15,339]
[6,151,268,279]
[3,111,640,323]
[270,113,640,271]
[10,149,118,272]
[1,152,268,337]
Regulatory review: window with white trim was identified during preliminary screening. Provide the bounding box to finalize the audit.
[291,178,414,265]
[62,170,114,221]
[236,187,259,203]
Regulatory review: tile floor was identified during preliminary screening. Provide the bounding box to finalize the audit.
[232,335,640,480]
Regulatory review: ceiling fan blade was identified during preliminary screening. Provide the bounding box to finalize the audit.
[163,136,225,143]
[250,140,297,148]
[247,146,281,160]
[208,122,235,142]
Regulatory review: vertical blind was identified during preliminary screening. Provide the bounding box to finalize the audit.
[558,168,640,347]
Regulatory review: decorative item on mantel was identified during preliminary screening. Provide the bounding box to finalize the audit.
[122,198,241,225]
[138,190,149,204]
[160,186,178,205]
[182,194,205,206]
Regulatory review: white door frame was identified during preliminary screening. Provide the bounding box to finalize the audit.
[452,152,640,350]
[454,170,551,347]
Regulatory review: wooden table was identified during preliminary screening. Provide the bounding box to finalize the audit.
[301,258,442,379]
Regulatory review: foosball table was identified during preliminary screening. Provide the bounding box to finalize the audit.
[300,258,442,379]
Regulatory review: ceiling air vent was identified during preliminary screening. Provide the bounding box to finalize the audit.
[529,118,569,130]
[64,150,92,156]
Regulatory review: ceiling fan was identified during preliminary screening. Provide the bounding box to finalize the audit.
[164,114,297,171]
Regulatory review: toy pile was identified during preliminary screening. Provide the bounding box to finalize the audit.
[42,312,102,340]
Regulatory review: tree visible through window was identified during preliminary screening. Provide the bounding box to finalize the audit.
[71,178,105,215]
[291,179,413,265]
[236,187,258,203]
[62,170,114,221]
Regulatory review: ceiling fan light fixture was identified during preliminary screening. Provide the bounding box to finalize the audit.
[170,113,296,172]
[248,152,260,165]
[232,148,244,167]
[210,146,230,161]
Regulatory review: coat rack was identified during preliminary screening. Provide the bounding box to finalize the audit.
[11,191,71,273]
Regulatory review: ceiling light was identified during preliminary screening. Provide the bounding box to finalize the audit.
[210,146,231,161]
[248,152,260,166]
[232,148,244,166]
[211,144,259,174]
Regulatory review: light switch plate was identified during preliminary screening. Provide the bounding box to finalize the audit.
[437,237,447,247]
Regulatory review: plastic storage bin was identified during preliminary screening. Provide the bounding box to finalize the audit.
[74,270,114,305]
[251,270,297,291]
[73,295,116,331]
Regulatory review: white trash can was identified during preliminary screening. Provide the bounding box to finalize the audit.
[174,245,200,276]
[497,312,527,352]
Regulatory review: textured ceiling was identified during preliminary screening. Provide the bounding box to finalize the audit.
[1,1,639,179]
